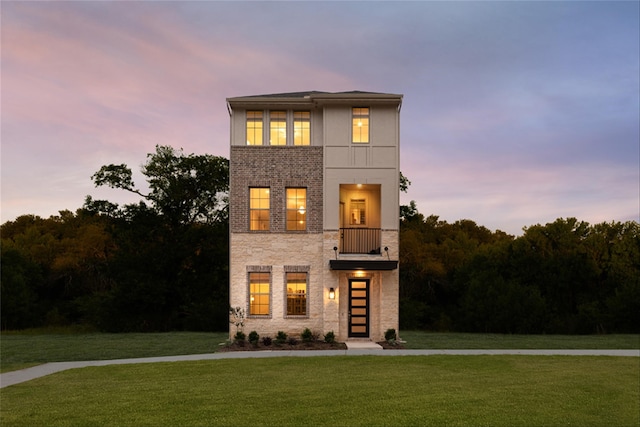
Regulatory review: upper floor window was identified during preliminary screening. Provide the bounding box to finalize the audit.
[352,107,369,143]
[293,111,310,146]
[286,188,307,231]
[246,111,263,145]
[270,111,287,145]
[250,187,270,231]
[286,272,307,316]
[249,272,270,315]
[350,198,366,225]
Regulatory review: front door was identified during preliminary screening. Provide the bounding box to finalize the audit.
[349,279,369,337]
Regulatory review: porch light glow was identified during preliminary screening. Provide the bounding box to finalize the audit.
[329,287,335,300]
[298,206,305,214]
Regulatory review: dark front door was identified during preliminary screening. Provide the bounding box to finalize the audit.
[349,279,369,337]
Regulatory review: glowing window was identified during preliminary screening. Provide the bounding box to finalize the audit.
[294,111,310,146]
[250,188,270,231]
[286,272,307,316]
[350,199,366,225]
[286,188,307,231]
[249,272,270,315]
[246,111,263,145]
[270,111,286,145]
[352,107,369,143]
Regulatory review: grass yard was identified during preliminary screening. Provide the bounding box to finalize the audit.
[1,330,638,373]
[1,355,638,426]
[0,331,228,373]
[400,331,640,349]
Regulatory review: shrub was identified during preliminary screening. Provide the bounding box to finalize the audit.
[262,336,272,346]
[248,331,259,345]
[234,331,246,347]
[324,331,336,343]
[384,328,397,342]
[275,331,287,345]
[287,336,298,346]
[301,328,313,342]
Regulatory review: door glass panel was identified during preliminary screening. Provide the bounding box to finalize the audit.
[349,279,369,337]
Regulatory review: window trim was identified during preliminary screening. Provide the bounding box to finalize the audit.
[284,266,310,318]
[349,198,366,226]
[352,107,370,144]
[293,111,311,146]
[286,187,307,231]
[247,267,272,318]
[246,110,264,146]
[249,187,270,231]
[269,111,287,146]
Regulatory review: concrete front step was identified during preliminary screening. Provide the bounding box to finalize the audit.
[345,341,383,350]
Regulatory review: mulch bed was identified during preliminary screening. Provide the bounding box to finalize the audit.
[219,340,405,352]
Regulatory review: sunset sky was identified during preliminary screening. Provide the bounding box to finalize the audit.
[2,1,638,235]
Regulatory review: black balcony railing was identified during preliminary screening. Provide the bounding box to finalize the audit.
[339,228,381,254]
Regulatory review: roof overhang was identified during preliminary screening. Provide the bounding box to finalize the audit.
[227,91,403,111]
[329,260,398,271]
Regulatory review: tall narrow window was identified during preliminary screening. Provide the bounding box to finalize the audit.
[270,111,286,145]
[286,188,307,231]
[250,188,270,231]
[293,111,310,146]
[246,111,263,145]
[352,107,369,143]
[350,199,366,225]
[286,272,307,316]
[249,272,270,315]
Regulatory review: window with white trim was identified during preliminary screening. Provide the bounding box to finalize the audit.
[269,111,287,145]
[246,111,263,145]
[352,107,369,143]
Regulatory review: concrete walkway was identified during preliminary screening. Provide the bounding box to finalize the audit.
[2,348,638,389]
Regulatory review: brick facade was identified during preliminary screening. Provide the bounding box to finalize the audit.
[229,146,323,233]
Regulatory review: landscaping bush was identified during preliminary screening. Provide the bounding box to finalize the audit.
[324,331,335,343]
[301,328,313,342]
[234,331,246,346]
[385,328,397,343]
[248,331,259,346]
[275,331,287,345]
[287,336,298,346]
[261,336,272,346]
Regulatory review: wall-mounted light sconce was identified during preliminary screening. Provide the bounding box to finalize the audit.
[333,246,338,259]
[384,246,390,260]
[329,287,335,300]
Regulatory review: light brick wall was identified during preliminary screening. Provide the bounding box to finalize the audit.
[229,233,326,338]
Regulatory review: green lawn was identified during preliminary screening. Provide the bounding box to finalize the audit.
[400,331,640,349]
[1,331,228,373]
[1,330,638,373]
[1,355,638,426]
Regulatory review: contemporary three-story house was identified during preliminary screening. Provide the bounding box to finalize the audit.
[228,91,402,342]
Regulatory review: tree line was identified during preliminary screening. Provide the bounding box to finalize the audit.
[1,146,229,332]
[400,211,639,334]
[2,146,638,333]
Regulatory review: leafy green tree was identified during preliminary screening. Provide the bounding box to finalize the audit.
[90,145,229,226]
[84,145,230,332]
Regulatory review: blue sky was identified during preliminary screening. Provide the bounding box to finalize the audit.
[2,1,638,235]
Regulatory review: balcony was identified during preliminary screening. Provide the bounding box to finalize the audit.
[339,228,381,254]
